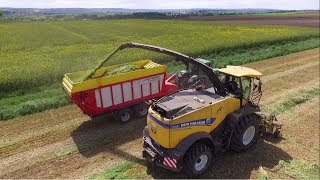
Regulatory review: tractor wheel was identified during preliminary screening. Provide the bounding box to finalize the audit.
[230,114,260,152]
[114,108,134,124]
[183,143,213,177]
[134,102,149,118]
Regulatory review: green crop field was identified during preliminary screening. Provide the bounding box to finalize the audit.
[0,19,319,120]
[1,19,318,92]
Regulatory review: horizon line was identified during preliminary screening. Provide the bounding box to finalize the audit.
[1,7,319,10]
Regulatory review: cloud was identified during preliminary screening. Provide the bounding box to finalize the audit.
[0,0,319,10]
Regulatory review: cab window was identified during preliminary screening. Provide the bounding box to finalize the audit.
[227,76,241,96]
[241,77,251,99]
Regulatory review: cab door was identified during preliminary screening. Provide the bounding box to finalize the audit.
[239,77,252,105]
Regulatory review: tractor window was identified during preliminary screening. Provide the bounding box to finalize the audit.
[218,73,226,83]
[241,77,251,99]
[235,77,242,96]
[225,76,241,96]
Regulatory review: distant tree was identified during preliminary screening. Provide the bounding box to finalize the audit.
[0,11,2,17]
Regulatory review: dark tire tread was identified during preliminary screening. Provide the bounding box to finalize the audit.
[133,102,149,117]
[230,114,260,152]
[183,143,212,177]
[113,108,134,124]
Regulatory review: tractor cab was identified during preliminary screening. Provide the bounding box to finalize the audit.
[176,58,217,89]
[218,66,263,106]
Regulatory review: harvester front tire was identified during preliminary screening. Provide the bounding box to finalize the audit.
[183,143,213,177]
[114,108,133,124]
[230,114,260,152]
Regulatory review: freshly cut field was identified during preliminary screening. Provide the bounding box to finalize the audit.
[0,49,318,179]
[184,12,320,28]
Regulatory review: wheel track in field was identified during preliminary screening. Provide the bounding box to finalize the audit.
[261,78,319,105]
[262,61,319,82]
[0,114,145,176]
[247,48,319,73]
[0,48,319,178]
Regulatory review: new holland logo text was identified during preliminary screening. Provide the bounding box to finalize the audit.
[148,114,215,129]
[171,118,215,128]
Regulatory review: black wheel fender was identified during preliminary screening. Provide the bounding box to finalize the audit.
[175,132,214,157]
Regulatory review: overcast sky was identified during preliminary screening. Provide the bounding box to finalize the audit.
[1,0,319,10]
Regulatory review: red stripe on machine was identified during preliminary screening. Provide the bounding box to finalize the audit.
[110,86,114,106]
[163,157,177,169]
[163,160,168,166]
[140,84,144,97]
[130,81,134,100]
[99,90,103,108]
[158,79,161,93]
[120,83,125,103]
[149,82,152,95]
[164,157,173,168]
[168,158,177,169]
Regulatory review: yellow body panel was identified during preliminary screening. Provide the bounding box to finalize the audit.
[147,112,171,148]
[147,96,242,149]
[219,65,262,78]
[62,60,166,95]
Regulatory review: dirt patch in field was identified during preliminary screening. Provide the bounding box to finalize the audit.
[183,12,320,28]
[0,48,319,179]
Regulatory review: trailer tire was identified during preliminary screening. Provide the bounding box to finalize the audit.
[134,102,149,118]
[114,108,133,124]
[230,114,260,152]
[183,142,213,177]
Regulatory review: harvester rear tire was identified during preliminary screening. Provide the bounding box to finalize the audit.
[183,142,213,177]
[114,108,133,124]
[230,114,260,152]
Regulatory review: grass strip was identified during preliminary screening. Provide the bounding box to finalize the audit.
[89,161,148,179]
[257,166,269,180]
[0,84,70,121]
[263,86,319,114]
[89,162,133,179]
[277,160,320,179]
